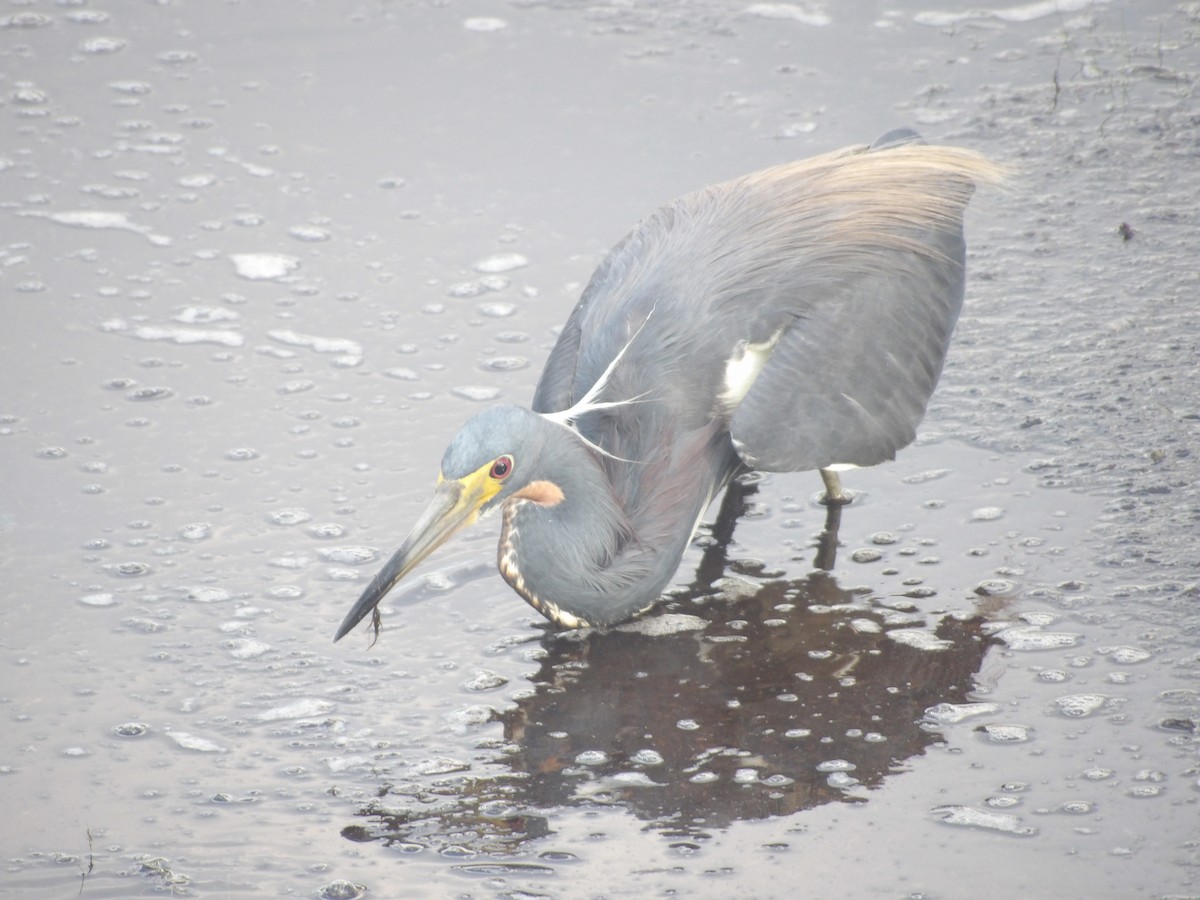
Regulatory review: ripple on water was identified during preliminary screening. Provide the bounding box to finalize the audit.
[113,722,151,738]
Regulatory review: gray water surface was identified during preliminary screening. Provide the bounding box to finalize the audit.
[2,2,1197,897]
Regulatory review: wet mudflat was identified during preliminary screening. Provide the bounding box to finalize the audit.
[2,1,1197,897]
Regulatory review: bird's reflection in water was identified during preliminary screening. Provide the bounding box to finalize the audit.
[345,482,997,851]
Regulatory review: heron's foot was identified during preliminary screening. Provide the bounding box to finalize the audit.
[819,469,855,506]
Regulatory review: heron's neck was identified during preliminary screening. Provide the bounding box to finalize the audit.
[497,419,733,628]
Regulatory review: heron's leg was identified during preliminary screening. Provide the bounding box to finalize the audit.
[812,502,842,571]
[819,468,853,506]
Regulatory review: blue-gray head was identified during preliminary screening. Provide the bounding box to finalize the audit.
[334,405,575,641]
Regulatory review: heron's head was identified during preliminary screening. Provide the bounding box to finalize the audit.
[334,405,565,641]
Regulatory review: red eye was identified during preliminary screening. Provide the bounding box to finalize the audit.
[489,455,513,480]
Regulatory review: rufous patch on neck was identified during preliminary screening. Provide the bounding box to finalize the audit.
[513,479,565,507]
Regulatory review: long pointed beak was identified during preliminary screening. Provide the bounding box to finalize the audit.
[334,478,483,642]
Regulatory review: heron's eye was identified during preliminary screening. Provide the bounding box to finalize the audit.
[489,455,514,481]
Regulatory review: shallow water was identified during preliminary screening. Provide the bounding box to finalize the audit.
[2,1,1198,897]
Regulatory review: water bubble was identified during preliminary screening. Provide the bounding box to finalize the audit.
[265,585,304,600]
[975,579,1016,596]
[307,522,345,539]
[110,561,150,577]
[1104,646,1152,664]
[80,36,127,54]
[126,386,172,402]
[321,880,366,900]
[850,548,882,563]
[256,699,335,722]
[37,446,68,459]
[224,638,270,659]
[933,805,1037,837]
[464,16,508,31]
[479,302,516,318]
[317,546,376,565]
[575,750,609,766]
[1036,670,1070,683]
[413,757,470,776]
[269,508,312,527]
[178,522,212,541]
[1,12,53,28]
[996,626,1080,651]
[472,252,527,273]
[970,506,1005,522]
[67,10,112,24]
[188,587,230,603]
[288,225,331,242]
[978,724,1031,743]
[1054,694,1108,718]
[230,253,299,280]
[113,722,150,737]
[79,592,116,607]
[452,385,500,402]
[632,749,664,766]
[481,356,529,372]
[815,759,855,773]
[447,281,484,298]
[157,49,199,66]
[924,702,1000,725]
[225,447,260,461]
[1057,800,1094,814]
[166,731,226,753]
[463,669,508,692]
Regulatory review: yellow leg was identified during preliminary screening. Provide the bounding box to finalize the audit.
[819,468,853,506]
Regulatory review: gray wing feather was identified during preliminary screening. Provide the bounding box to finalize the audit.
[532,131,999,477]
[729,222,966,470]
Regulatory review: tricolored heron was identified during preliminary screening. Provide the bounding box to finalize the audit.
[335,129,1000,641]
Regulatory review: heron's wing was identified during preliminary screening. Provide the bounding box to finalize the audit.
[531,305,583,414]
[728,221,966,472]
